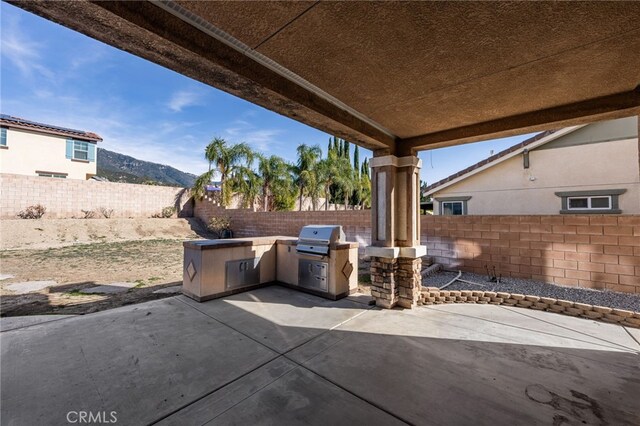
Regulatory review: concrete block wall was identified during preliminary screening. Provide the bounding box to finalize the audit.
[0,173,193,218]
[423,215,640,294]
[195,200,371,249]
[195,199,640,294]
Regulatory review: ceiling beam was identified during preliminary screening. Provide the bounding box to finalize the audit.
[10,0,395,151]
[398,88,640,155]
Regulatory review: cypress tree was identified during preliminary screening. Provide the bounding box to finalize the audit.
[362,158,369,177]
[353,145,360,176]
[344,140,350,159]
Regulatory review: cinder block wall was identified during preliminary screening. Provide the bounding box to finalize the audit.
[423,215,640,294]
[0,173,193,218]
[195,200,371,248]
[196,199,640,294]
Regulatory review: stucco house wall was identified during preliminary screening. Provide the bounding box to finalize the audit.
[0,124,98,180]
[430,116,640,215]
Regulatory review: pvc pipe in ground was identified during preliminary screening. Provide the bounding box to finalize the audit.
[456,278,486,287]
[439,271,462,290]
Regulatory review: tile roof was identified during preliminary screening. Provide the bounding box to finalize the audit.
[423,129,557,195]
[0,114,103,142]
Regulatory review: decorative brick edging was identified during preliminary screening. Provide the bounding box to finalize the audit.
[419,287,640,329]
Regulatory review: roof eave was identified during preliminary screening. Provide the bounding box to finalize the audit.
[0,121,102,142]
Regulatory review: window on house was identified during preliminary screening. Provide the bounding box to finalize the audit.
[442,201,464,215]
[66,139,95,161]
[36,170,68,178]
[435,196,471,215]
[0,127,7,146]
[556,190,625,214]
[38,173,67,178]
[73,141,89,160]
[568,196,611,210]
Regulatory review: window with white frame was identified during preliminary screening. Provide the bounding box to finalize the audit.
[556,190,625,214]
[66,139,95,161]
[73,140,89,160]
[435,197,471,215]
[37,172,67,178]
[442,201,464,215]
[0,127,7,146]
[567,196,611,211]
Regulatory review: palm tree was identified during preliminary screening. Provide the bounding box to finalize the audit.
[294,144,322,211]
[191,170,214,201]
[257,154,295,211]
[305,170,324,211]
[203,137,254,206]
[271,167,297,211]
[317,148,339,210]
[231,165,261,209]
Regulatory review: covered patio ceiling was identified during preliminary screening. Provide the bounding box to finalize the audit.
[12,1,640,155]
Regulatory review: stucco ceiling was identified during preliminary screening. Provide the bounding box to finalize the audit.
[11,1,640,155]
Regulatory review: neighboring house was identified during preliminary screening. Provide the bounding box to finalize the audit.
[424,116,640,215]
[0,114,102,180]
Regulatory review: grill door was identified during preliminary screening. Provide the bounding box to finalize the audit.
[298,259,328,292]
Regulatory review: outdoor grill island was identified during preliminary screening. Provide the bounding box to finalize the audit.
[182,225,359,302]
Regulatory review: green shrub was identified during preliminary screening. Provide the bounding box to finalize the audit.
[162,206,176,218]
[208,216,231,237]
[152,206,176,218]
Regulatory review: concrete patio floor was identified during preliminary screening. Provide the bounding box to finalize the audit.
[2,286,639,425]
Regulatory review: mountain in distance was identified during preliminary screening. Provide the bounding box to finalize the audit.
[96,148,197,187]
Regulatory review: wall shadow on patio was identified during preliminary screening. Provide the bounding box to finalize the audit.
[0,281,183,317]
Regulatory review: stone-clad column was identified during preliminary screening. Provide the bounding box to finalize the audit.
[366,155,426,309]
[370,257,398,309]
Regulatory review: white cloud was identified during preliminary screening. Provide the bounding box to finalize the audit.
[73,117,209,175]
[4,86,288,174]
[69,47,108,71]
[223,119,283,153]
[0,14,53,80]
[101,135,208,176]
[166,89,204,112]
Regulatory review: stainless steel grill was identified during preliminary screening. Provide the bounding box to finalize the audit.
[296,225,345,257]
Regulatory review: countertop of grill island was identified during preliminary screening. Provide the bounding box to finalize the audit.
[183,236,296,250]
[183,237,358,250]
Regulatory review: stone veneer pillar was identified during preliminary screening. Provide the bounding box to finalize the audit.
[366,154,426,309]
[370,256,422,309]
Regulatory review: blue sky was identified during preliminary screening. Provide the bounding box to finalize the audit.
[1,2,534,183]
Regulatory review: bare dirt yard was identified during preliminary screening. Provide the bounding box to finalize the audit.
[1,218,375,317]
[1,218,212,316]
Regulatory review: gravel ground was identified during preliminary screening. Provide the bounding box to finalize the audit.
[422,270,640,312]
